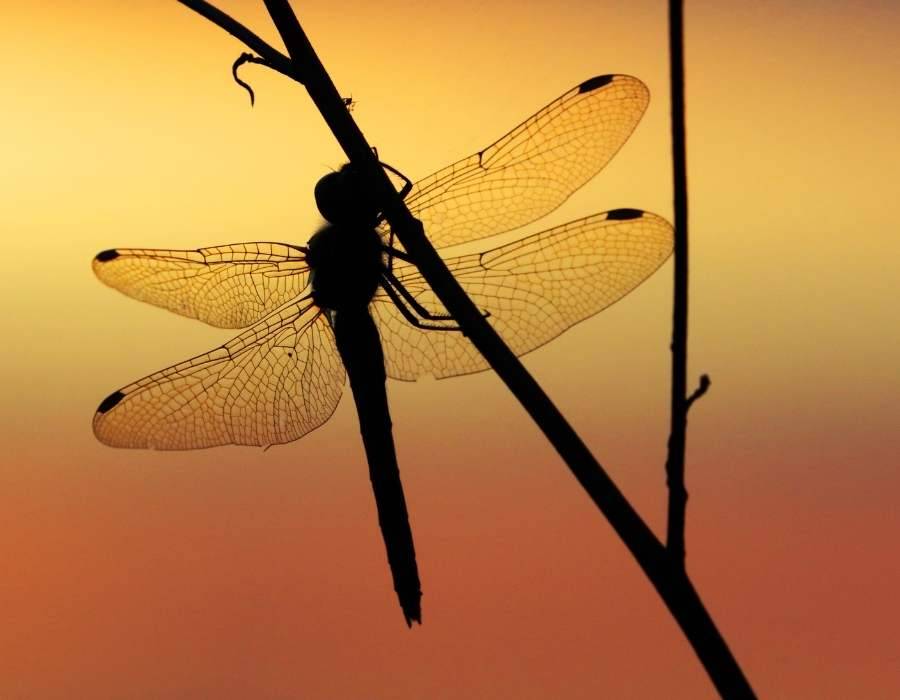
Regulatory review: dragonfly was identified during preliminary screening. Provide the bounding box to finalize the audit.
[92,74,674,626]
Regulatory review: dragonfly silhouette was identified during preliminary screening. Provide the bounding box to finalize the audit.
[92,74,673,625]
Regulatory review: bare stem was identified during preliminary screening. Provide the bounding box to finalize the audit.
[665,0,690,567]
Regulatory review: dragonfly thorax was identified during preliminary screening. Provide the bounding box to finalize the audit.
[307,223,384,313]
[315,164,379,229]
[310,164,385,313]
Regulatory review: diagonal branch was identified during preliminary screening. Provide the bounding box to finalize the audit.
[176,0,755,695]
[256,0,666,600]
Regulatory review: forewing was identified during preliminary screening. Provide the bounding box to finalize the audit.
[93,242,309,329]
[382,75,649,248]
[373,210,673,380]
[93,301,345,449]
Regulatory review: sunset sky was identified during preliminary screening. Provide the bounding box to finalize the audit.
[2,1,899,697]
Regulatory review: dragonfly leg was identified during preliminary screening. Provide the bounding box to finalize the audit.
[383,269,455,322]
[372,155,414,271]
[383,261,492,322]
[381,242,410,275]
[382,245,415,264]
[369,148,414,202]
[379,159,413,201]
[379,278,461,331]
[380,272,491,330]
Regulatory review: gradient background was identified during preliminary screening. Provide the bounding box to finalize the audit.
[2,1,899,697]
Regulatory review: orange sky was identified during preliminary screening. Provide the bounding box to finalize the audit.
[2,1,899,697]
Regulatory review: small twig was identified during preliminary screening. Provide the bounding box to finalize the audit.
[686,374,711,411]
[232,52,271,106]
[178,0,300,83]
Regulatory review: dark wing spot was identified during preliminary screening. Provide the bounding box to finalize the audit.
[578,75,614,94]
[97,390,125,414]
[607,208,644,221]
[95,249,120,262]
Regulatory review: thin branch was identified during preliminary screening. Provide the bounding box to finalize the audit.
[256,0,667,590]
[665,0,690,567]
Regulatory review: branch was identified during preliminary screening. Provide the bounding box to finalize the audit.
[665,0,691,567]
[178,0,299,82]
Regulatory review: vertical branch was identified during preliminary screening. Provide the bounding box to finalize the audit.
[665,0,690,564]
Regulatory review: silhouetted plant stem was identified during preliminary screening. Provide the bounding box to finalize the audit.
[178,0,755,695]
[666,0,691,566]
[665,0,713,563]
[664,3,753,696]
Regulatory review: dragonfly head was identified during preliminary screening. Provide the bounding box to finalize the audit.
[315,163,380,228]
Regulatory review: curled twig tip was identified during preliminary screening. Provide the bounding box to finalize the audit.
[232,52,259,106]
[686,374,711,410]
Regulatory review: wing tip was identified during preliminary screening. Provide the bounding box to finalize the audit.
[95,249,120,263]
[578,75,614,94]
[607,208,644,221]
[96,390,125,414]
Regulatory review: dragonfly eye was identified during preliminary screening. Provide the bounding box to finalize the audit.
[315,164,379,227]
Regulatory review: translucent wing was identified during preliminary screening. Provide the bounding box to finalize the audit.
[382,75,650,249]
[372,209,673,380]
[93,301,345,449]
[93,242,309,329]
